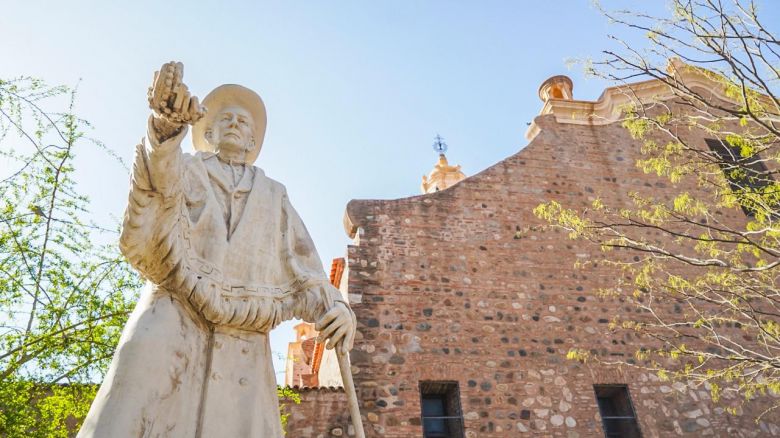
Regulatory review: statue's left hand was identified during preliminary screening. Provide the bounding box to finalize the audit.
[315,300,356,355]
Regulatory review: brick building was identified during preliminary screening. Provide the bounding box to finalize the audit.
[284,64,780,437]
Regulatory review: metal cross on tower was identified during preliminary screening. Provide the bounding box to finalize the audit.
[432,134,448,155]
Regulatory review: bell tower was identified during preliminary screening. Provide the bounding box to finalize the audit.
[421,134,466,194]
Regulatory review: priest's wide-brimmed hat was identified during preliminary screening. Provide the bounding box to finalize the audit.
[192,84,267,164]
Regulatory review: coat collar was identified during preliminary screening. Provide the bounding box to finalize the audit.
[201,152,257,194]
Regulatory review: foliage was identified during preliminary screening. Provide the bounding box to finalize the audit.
[0,78,141,436]
[277,385,301,435]
[0,380,96,438]
[536,0,780,418]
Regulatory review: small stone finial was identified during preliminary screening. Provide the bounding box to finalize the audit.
[538,75,573,102]
[421,135,466,194]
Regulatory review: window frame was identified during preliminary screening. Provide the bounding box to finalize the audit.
[593,384,642,438]
[705,137,775,217]
[419,380,465,438]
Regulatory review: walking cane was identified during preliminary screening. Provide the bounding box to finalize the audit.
[320,287,366,438]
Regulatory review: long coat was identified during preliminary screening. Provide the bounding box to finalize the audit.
[78,120,344,437]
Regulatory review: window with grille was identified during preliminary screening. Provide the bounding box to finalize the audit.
[705,138,774,217]
[594,385,641,438]
[419,381,464,438]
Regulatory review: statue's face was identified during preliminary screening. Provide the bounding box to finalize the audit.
[209,105,255,160]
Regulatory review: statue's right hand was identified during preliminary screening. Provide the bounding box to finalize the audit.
[147,61,206,126]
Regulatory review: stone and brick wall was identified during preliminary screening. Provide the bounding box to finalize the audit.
[333,110,779,437]
[283,387,350,437]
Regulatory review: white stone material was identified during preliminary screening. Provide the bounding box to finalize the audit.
[78,62,355,438]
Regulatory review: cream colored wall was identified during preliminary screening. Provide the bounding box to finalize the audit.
[316,349,343,388]
[316,262,351,387]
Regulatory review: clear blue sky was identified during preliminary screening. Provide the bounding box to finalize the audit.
[3,1,778,383]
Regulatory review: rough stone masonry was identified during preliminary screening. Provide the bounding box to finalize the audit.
[285,72,780,437]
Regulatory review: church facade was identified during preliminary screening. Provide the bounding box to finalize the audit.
[284,68,780,437]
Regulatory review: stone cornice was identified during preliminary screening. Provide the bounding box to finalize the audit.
[525,59,744,141]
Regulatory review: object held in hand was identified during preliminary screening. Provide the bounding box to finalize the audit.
[147,61,206,126]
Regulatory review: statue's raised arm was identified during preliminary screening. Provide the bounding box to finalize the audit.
[119,62,206,282]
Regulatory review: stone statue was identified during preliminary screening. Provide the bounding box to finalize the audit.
[78,62,356,437]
